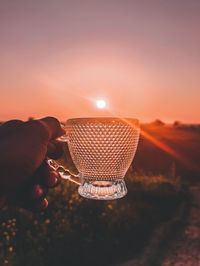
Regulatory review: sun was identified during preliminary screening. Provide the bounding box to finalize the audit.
[96,99,106,109]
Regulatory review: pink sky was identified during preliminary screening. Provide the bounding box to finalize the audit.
[0,0,200,123]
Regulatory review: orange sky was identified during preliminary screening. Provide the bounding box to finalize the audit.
[0,0,200,123]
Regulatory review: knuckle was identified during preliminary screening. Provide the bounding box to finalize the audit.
[41,116,62,139]
[43,116,60,126]
[25,120,50,140]
[2,119,23,125]
[1,119,23,129]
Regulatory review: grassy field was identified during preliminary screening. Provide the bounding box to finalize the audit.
[0,121,198,266]
[0,170,188,266]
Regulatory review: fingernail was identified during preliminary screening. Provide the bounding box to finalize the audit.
[38,198,48,211]
[31,184,43,199]
[48,175,58,187]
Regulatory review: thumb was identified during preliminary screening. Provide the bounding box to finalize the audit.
[39,117,65,140]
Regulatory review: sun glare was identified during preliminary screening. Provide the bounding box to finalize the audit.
[96,99,106,109]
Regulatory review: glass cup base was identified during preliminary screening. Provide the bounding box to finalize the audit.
[78,179,127,200]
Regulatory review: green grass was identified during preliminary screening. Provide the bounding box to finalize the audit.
[0,172,188,266]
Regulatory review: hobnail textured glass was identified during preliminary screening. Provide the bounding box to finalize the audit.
[55,117,140,200]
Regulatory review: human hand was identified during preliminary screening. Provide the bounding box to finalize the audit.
[0,117,65,211]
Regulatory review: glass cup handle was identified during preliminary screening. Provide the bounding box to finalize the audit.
[47,159,81,185]
[47,124,81,185]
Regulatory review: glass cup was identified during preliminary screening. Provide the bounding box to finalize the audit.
[48,117,140,200]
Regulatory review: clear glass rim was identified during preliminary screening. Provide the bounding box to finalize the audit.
[66,117,139,125]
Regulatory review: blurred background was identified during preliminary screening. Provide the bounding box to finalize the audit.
[0,0,200,123]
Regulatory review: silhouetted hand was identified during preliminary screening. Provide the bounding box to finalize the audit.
[0,117,65,211]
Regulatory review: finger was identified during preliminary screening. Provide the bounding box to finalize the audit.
[37,161,61,188]
[40,117,65,140]
[24,197,48,212]
[47,140,63,159]
[35,198,48,211]
[7,163,49,210]
[19,117,65,145]
[44,171,61,188]
[24,184,48,211]
[30,184,46,200]
[0,120,23,138]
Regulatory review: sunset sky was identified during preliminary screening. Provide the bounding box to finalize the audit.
[0,0,200,123]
